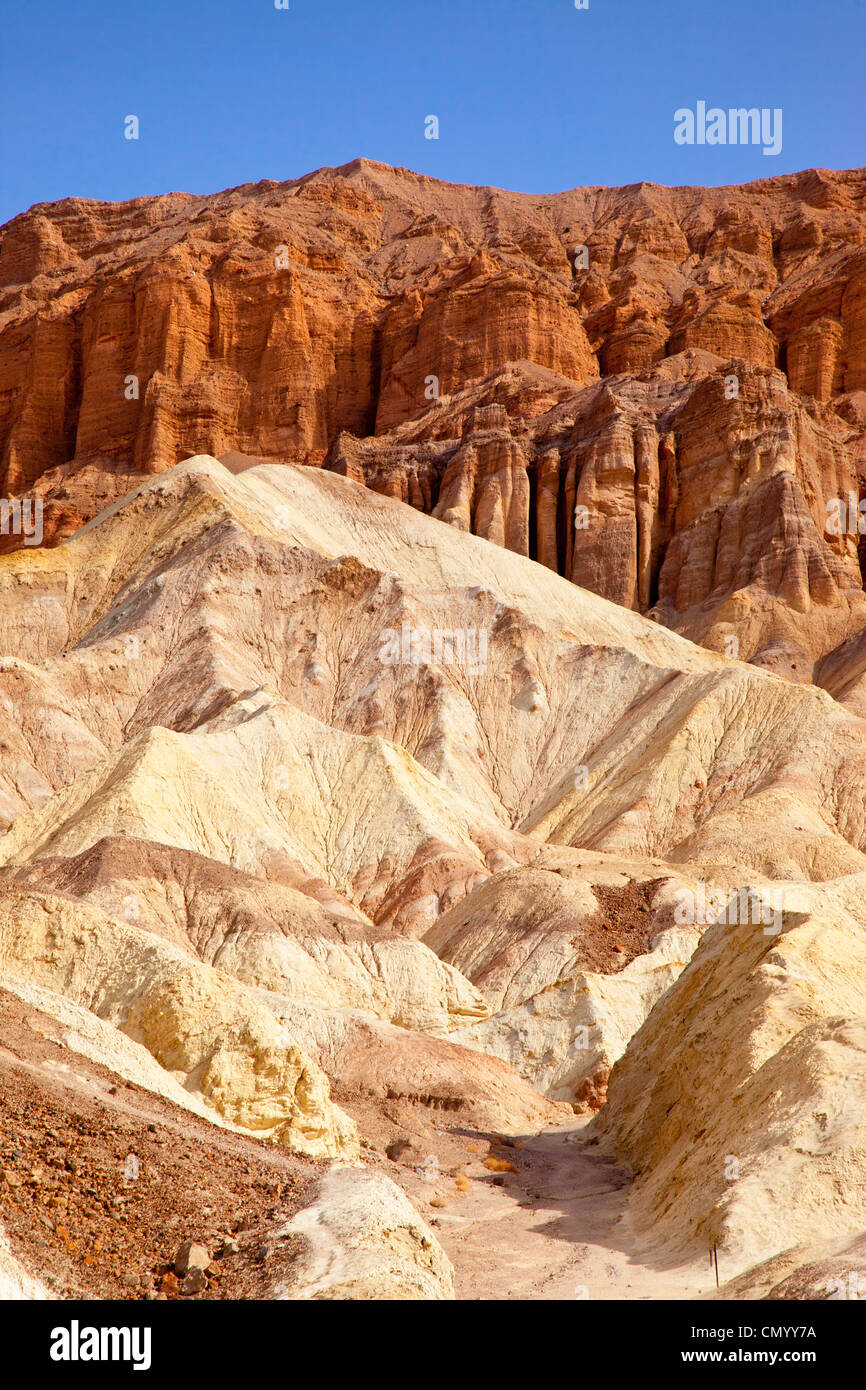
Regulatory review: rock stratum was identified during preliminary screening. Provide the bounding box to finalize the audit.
[3,160,866,688]
[2,164,866,1302]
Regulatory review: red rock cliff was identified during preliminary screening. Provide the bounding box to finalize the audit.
[2,159,866,673]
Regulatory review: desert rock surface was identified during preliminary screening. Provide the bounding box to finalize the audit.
[3,160,866,687]
[2,163,866,1301]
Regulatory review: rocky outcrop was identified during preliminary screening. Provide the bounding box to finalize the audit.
[3,452,866,1290]
[329,357,866,674]
[434,862,701,1105]
[11,837,489,1034]
[6,456,866,890]
[0,887,359,1161]
[275,1167,455,1300]
[3,162,866,680]
[0,969,252,1125]
[592,877,866,1275]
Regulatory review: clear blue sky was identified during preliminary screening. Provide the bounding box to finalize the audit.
[1,0,863,224]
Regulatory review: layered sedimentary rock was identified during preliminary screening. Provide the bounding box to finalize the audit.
[2,161,866,680]
[328,357,866,676]
[0,886,359,1160]
[11,837,489,1034]
[593,877,866,1276]
[431,857,701,1105]
[3,453,866,1293]
[3,162,866,1300]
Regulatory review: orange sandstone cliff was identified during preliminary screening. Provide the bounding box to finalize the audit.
[2,158,866,681]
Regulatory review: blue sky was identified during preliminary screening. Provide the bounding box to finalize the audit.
[0,0,863,223]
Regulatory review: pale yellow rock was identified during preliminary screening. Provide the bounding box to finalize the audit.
[13,837,489,1034]
[0,889,357,1161]
[0,971,240,1127]
[0,695,522,934]
[428,859,701,1099]
[451,922,698,1102]
[5,456,866,888]
[594,879,866,1273]
[256,991,567,1134]
[2,454,866,1282]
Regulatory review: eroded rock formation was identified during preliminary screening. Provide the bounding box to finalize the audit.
[2,161,866,679]
[4,163,866,1300]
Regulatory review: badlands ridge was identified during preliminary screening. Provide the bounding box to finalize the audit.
[0,161,866,1300]
[1,456,866,1299]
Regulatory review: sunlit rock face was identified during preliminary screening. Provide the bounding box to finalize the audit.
[4,165,866,1298]
[2,162,866,683]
